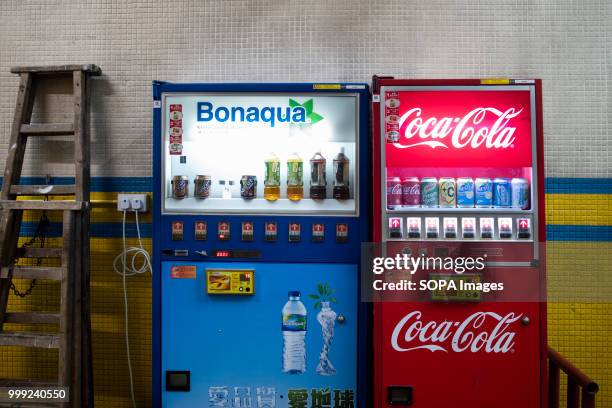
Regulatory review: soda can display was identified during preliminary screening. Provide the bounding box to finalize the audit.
[511,178,530,210]
[194,175,212,199]
[475,177,493,207]
[438,177,456,207]
[420,177,438,207]
[171,175,188,199]
[401,177,421,207]
[386,177,402,209]
[493,178,512,207]
[240,175,257,199]
[456,177,475,208]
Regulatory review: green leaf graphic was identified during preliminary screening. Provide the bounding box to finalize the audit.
[309,112,324,124]
[303,99,314,115]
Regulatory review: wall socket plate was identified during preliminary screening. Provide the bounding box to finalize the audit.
[117,194,148,213]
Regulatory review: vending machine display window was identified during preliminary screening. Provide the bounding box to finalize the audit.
[380,85,538,242]
[161,93,361,216]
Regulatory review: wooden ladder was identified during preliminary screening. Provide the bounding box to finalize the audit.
[0,65,101,407]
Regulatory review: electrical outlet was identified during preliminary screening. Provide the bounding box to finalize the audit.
[117,194,148,212]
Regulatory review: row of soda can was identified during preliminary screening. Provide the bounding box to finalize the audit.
[387,177,530,209]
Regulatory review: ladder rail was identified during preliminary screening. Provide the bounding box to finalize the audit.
[0,65,99,408]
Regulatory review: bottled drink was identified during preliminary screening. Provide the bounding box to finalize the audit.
[332,148,350,200]
[386,177,402,209]
[456,177,475,208]
[282,291,307,374]
[421,177,438,207]
[493,178,512,208]
[286,153,304,201]
[475,177,493,207]
[172,176,188,199]
[511,178,530,210]
[309,152,327,199]
[264,153,281,201]
[401,177,420,207]
[439,177,456,208]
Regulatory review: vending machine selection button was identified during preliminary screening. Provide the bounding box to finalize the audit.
[264,222,277,242]
[462,217,476,239]
[517,218,531,239]
[217,221,230,241]
[425,217,439,239]
[241,221,254,242]
[336,223,349,243]
[171,221,184,241]
[406,217,421,238]
[480,217,494,239]
[288,223,301,242]
[498,217,513,239]
[388,217,403,239]
[312,223,324,243]
[443,217,458,239]
[194,221,207,241]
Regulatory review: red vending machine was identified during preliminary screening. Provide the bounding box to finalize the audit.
[371,77,546,408]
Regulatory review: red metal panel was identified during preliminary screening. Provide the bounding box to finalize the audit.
[371,77,547,408]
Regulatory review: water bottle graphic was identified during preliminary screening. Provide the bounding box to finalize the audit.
[282,291,307,374]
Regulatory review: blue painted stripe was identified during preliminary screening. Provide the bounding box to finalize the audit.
[0,177,152,193]
[2,177,610,194]
[20,222,153,239]
[546,225,612,242]
[545,178,612,194]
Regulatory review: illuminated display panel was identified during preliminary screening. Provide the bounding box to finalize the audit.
[162,93,360,215]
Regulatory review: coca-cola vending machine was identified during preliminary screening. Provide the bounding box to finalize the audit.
[371,78,546,407]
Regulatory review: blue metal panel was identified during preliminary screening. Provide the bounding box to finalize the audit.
[152,82,371,408]
[161,261,358,408]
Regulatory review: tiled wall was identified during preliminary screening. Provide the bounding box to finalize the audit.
[0,1,610,407]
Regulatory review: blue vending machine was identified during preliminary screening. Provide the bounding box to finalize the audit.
[152,82,370,408]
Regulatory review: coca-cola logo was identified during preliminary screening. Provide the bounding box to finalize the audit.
[391,311,522,353]
[394,107,523,150]
[402,185,420,195]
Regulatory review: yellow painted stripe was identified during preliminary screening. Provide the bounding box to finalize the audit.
[15,192,611,226]
[546,194,612,226]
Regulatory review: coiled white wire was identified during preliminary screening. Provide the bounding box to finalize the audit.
[113,210,152,408]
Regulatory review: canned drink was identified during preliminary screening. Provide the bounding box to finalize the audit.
[475,177,493,207]
[194,175,212,199]
[456,177,475,208]
[171,176,188,199]
[511,178,530,210]
[439,177,456,207]
[401,177,421,207]
[386,177,402,209]
[240,175,257,199]
[493,178,512,207]
[420,177,438,207]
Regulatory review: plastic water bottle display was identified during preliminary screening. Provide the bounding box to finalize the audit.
[309,283,338,376]
[282,291,307,374]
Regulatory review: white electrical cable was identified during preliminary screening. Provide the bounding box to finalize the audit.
[114,208,152,408]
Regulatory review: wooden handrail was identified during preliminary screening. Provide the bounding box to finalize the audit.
[548,347,599,408]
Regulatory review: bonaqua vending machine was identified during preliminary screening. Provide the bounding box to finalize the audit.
[371,77,546,408]
[152,82,370,407]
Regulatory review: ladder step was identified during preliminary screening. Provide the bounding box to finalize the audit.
[20,247,63,258]
[1,266,64,280]
[4,312,61,325]
[0,200,87,211]
[0,331,60,348]
[11,64,102,76]
[20,123,74,136]
[10,184,76,195]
